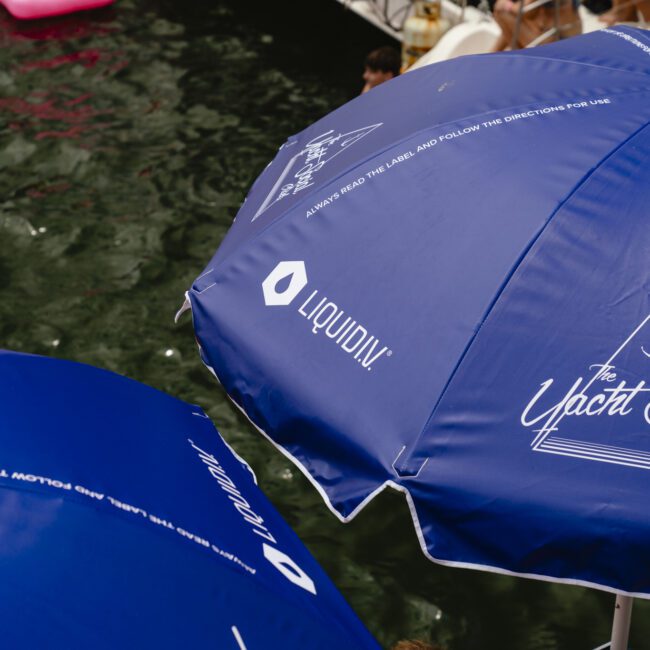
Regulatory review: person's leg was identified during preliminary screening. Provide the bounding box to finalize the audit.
[492,0,518,50]
[515,2,555,47]
[518,1,581,47]
[633,0,650,21]
[556,1,582,38]
[492,0,581,51]
[598,0,637,24]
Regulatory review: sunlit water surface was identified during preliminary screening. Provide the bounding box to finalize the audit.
[1,2,648,648]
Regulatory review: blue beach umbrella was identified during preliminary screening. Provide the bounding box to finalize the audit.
[0,350,379,649]
[184,27,650,647]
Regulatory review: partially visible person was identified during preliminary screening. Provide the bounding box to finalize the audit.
[391,641,443,650]
[492,0,581,51]
[598,0,650,23]
[361,46,401,94]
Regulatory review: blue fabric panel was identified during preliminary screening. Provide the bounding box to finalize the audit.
[190,28,650,594]
[0,351,378,649]
[210,27,650,264]
[192,79,650,515]
[406,122,650,592]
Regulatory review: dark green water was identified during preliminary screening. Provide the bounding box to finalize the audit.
[0,2,648,648]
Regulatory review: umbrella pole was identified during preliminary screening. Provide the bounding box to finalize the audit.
[610,594,633,650]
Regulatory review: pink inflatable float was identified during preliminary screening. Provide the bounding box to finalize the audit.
[0,0,113,19]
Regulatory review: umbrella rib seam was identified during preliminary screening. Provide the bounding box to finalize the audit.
[486,54,649,78]
[395,117,650,477]
[197,87,650,283]
[485,31,650,80]
[494,25,650,76]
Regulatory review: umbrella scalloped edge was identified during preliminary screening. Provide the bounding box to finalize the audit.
[197,345,650,600]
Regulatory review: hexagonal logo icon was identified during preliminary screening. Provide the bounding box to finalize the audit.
[262,261,308,306]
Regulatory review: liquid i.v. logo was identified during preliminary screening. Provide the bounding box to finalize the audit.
[262,261,393,372]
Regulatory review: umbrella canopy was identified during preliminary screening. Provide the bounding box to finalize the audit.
[0,350,379,649]
[186,27,650,597]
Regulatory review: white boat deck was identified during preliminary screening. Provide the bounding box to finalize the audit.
[337,0,490,41]
[337,0,645,64]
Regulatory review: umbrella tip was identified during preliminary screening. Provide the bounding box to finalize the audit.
[175,293,191,323]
